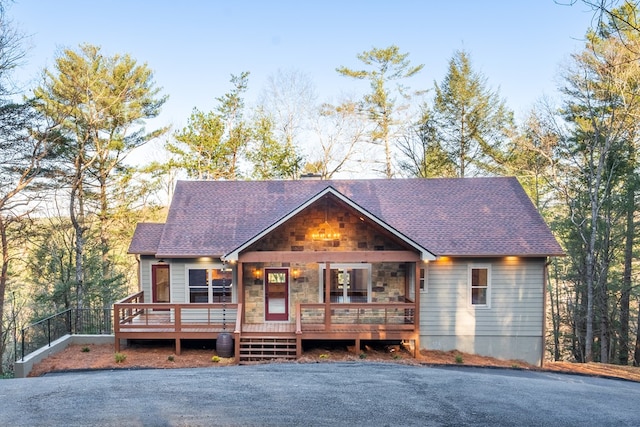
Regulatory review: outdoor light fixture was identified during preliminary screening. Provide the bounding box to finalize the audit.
[253,267,263,285]
[311,198,340,241]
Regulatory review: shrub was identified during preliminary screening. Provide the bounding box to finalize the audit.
[168,355,175,362]
[114,352,127,363]
[319,353,329,359]
[81,346,91,353]
[359,352,367,359]
[211,355,221,363]
[454,354,463,364]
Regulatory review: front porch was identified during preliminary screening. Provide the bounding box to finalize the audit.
[114,292,419,363]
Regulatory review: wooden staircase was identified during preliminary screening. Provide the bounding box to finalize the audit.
[238,337,297,363]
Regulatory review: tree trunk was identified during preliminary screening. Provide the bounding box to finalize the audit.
[634,302,640,366]
[459,110,466,178]
[572,284,586,362]
[0,215,8,375]
[598,272,610,363]
[548,259,561,361]
[99,171,111,310]
[585,240,595,362]
[384,132,392,178]
[70,160,86,330]
[619,169,634,364]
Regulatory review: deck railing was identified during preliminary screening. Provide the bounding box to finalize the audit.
[19,308,113,361]
[297,302,416,332]
[114,300,240,333]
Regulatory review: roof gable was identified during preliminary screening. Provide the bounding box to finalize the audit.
[143,178,563,258]
[223,186,436,261]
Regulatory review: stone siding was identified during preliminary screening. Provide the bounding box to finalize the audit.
[241,201,414,324]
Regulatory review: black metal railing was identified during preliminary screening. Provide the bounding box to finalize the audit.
[19,308,113,361]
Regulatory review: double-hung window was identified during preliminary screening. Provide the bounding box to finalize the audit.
[469,265,490,307]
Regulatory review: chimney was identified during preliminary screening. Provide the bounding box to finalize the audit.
[300,173,323,180]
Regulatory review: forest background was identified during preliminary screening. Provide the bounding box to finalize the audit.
[2,0,640,375]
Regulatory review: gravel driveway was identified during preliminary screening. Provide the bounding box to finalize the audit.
[1,363,639,426]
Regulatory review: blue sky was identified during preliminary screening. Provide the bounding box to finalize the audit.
[9,0,596,161]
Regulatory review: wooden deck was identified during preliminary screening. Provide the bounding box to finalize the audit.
[114,292,419,362]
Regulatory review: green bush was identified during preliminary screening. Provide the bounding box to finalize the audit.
[114,352,127,363]
[81,346,91,353]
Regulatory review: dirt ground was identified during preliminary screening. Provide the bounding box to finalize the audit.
[26,341,640,383]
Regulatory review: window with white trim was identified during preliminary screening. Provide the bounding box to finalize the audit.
[186,265,233,303]
[469,265,490,307]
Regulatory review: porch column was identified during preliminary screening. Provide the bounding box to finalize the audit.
[324,261,331,330]
[414,262,421,359]
[238,262,245,324]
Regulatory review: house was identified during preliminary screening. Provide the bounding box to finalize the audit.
[119,177,563,366]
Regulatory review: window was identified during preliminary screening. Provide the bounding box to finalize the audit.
[187,265,233,303]
[319,264,371,303]
[469,265,490,307]
[419,268,428,293]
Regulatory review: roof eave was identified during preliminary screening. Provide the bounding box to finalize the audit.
[436,252,565,258]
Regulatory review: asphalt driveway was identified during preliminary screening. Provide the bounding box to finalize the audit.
[1,363,639,426]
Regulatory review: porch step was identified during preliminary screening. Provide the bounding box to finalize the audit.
[239,337,297,363]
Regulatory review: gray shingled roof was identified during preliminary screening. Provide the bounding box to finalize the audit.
[127,223,165,255]
[128,177,563,258]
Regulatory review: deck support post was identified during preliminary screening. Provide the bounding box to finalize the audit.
[175,338,181,355]
[354,337,361,354]
[234,332,241,364]
[324,262,331,331]
[296,332,302,358]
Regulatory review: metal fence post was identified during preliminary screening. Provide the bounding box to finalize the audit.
[21,329,25,361]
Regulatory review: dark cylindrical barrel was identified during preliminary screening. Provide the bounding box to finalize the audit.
[216,332,233,358]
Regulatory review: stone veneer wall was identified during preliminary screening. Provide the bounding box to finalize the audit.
[247,200,405,253]
[241,201,413,323]
[243,262,320,324]
[371,262,408,303]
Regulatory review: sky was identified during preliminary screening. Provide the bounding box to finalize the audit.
[7,0,598,166]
